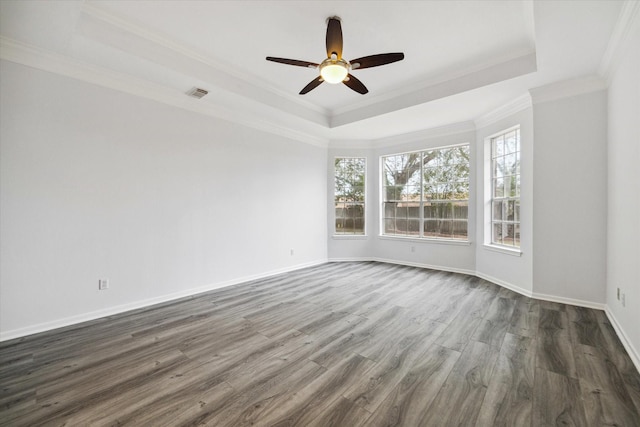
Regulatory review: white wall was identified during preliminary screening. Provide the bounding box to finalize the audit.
[606,16,640,361]
[475,108,534,294]
[532,90,608,304]
[0,60,328,339]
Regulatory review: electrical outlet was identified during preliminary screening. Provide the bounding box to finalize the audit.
[98,279,109,290]
[622,293,626,307]
[617,287,620,300]
[290,249,294,256]
[411,246,415,253]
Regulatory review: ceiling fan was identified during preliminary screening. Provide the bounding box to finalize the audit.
[266,16,404,95]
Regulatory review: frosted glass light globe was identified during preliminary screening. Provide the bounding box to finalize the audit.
[320,59,349,84]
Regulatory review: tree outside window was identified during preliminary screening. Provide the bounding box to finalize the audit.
[382,145,470,240]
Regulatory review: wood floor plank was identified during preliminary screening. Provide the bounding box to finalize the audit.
[183,358,327,427]
[532,368,588,426]
[566,305,608,350]
[536,308,578,378]
[434,284,498,351]
[342,322,447,413]
[472,296,517,348]
[421,340,499,426]
[1,261,638,426]
[575,344,640,426]
[476,333,536,427]
[304,396,372,427]
[364,345,460,427]
[230,353,375,427]
[597,320,640,415]
[508,297,540,338]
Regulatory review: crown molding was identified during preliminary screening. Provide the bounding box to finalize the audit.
[373,121,476,149]
[529,75,607,105]
[78,2,329,127]
[598,0,640,85]
[474,93,532,129]
[331,51,537,128]
[327,121,476,150]
[328,139,376,150]
[0,37,328,148]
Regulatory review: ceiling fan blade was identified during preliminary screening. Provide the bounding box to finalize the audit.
[343,74,368,94]
[326,17,343,59]
[350,53,405,70]
[300,76,324,94]
[266,57,318,68]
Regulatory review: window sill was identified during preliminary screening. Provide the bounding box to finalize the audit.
[483,244,522,257]
[378,235,471,246]
[332,234,368,240]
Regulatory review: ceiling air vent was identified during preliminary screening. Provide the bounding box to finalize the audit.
[186,87,208,99]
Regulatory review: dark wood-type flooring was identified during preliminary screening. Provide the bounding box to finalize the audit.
[2,262,640,426]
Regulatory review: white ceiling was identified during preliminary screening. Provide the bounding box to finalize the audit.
[0,0,625,143]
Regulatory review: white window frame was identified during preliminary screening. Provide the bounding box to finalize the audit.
[380,143,470,242]
[333,157,366,236]
[484,125,522,255]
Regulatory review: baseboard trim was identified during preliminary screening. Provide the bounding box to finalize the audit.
[532,291,606,310]
[604,305,640,374]
[371,257,476,277]
[328,256,476,277]
[0,259,327,342]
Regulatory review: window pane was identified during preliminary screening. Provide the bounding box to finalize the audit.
[493,201,503,221]
[507,176,518,197]
[493,157,505,178]
[453,202,468,220]
[493,178,504,198]
[494,136,504,157]
[384,202,395,218]
[395,218,407,234]
[505,154,517,175]
[506,200,516,221]
[440,220,453,238]
[493,223,503,245]
[453,219,468,239]
[503,223,517,246]
[396,205,408,219]
[407,204,420,219]
[335,158,365,235]
[424,219,438,237]
[505,132,517,154]
[382,145,469,240]
[384,218,396,235]
[454,181,470,199]
[490,128,521,247]
[424,204,436,219]
[408,219,420,236]
[344,217,354,231]
[440,203,452,219]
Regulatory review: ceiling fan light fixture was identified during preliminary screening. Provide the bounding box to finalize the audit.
[266,16,404,94]
[319,58,349,84]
